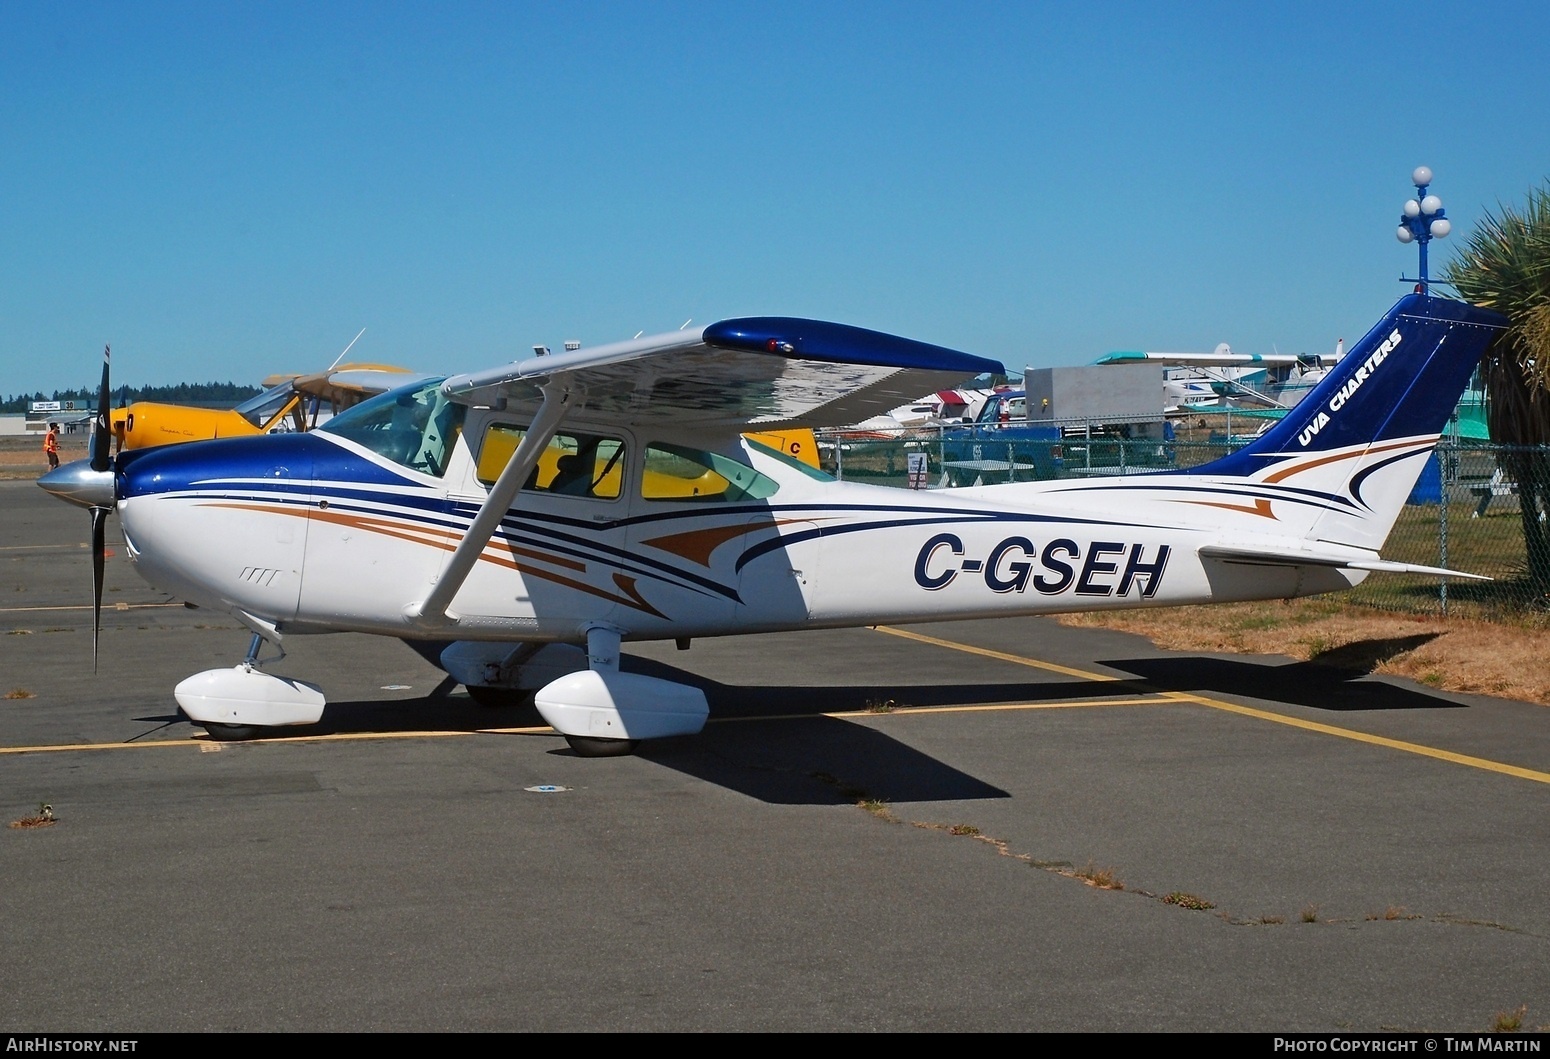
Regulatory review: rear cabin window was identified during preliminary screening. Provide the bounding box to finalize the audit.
[477,425,625,500]
[641,442,778,502]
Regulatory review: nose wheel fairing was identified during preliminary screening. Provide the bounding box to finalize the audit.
[175,665,326,732]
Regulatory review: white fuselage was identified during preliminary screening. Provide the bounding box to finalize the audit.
[114,403,1410,650]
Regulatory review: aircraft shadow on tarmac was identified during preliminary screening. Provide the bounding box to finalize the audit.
[135,660,1047,804]
[1100,632,1466,712]
[127,632,1458,804]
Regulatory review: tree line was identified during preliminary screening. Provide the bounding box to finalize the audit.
[1,382,262,414]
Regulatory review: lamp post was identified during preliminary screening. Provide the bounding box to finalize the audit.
[1396,165,1451,294]
[1396,167,1456,610]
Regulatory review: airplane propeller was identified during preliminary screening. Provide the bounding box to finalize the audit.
[88,346,112,669]
[37,344,119,671]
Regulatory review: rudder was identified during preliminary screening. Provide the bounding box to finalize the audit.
[1192,294,1506,550]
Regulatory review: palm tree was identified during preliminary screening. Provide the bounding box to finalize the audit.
[1444,180,1550,588]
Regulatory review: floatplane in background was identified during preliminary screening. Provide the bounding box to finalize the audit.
[1097,339,1348,413]
[39,292,1505,756]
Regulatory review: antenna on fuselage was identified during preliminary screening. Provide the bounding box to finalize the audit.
[329,327,367,370]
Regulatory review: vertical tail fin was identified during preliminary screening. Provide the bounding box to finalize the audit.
[1193,294,1506,550]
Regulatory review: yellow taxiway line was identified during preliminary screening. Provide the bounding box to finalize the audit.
[0,602,186,615]
[874,625,1550,786]
[0,699,1170,756]
[0,726,560,754]
[875,625,1125,681]
[5,626,1547,787]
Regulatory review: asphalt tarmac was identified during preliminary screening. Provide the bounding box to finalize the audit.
[2,478,1548,1033]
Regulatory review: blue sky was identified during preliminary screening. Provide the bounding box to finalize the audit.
[3,1,1547,395]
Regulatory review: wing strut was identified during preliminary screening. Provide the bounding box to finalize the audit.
[409,380,581,626]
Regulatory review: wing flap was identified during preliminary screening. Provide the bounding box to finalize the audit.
[1097,351,1306,366]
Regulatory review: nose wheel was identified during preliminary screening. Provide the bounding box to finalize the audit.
[563,735,640,757]
[201,722,261,742]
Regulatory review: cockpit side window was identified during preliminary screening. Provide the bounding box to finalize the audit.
[318,378,465,477]
[477,425,626,500]
[641,442,778,502]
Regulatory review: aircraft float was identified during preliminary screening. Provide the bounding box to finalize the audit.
[40,293,1506,756]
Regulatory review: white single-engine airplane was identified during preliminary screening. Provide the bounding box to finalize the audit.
[40,293,1506,755]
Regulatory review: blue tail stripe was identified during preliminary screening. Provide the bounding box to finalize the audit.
[1197,295,1506,478]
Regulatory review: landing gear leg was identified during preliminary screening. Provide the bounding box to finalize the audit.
[563,624,639,757]
[196,634,272,741]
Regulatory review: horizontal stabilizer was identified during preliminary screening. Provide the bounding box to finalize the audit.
[1199,543,1489,580]
[1345,559,1490,580]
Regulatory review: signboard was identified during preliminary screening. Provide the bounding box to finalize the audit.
[907,451,929,490]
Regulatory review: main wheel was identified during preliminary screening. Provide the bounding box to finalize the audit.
[564,735,640,758]
[465,685,535,708]
[202,722,260,741]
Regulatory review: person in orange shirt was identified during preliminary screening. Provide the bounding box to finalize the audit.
[44,422,59,470]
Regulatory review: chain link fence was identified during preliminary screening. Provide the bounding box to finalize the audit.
[814,426,1550,622]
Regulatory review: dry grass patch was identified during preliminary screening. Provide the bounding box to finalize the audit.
[859,798,895,822]
[1057,599,1550,705]
[1161,891,1215,910]
[1073,863,1124,890]
[1492,1005,1527,1032]
[0,435,89,479]
[1366,905,1421,921]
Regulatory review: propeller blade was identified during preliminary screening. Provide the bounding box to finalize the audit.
[91,344,111,473]
[90,505,107,672]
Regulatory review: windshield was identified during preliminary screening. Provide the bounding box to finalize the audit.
[234,383,298,429]
[318,378,464,477]
[979,393,1025,424]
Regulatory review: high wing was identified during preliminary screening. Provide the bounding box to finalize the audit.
[263,363,432,409]
[442,318,1005,429]
[1096,350,1308,367]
